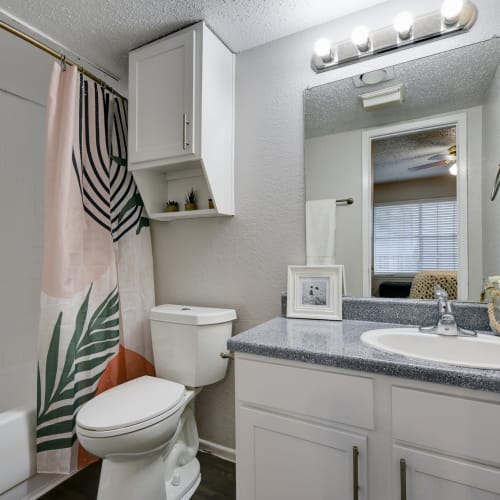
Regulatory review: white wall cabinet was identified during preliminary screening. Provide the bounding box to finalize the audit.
[130,29,195,163]
[235,354,500,500]
[128,22,234,221]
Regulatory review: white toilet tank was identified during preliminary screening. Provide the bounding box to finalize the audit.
[150,305,237,387]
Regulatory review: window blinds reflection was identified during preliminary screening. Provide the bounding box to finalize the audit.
[374,199,457,275]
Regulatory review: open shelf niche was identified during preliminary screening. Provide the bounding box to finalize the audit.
[131,163,233,222]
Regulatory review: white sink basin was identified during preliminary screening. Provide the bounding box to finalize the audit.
[360,328,500,370]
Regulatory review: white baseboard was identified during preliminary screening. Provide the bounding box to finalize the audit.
[199,438,236,463]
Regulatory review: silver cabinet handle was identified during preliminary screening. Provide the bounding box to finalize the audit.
[400,458,407,500]
[491,163,500,201]
[183,113,190,150]
[353,446,359,500]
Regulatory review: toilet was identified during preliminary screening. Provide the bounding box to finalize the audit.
[76,305,237,500]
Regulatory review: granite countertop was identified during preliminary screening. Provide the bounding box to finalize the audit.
[228,317,500,392]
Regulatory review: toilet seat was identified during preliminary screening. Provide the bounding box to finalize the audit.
[76,376,186,438]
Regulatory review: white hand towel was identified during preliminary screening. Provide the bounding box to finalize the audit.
[306,199,336,266]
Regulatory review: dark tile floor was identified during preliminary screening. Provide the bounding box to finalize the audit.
[39,452,235,500]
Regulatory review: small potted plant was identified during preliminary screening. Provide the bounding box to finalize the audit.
[184,188,197,211]
[165,200,179,212]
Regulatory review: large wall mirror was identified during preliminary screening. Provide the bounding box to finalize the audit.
[304,38,500,302]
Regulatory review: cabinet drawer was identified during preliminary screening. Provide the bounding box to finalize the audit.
[236,358,374,429]
[392,387,500,465]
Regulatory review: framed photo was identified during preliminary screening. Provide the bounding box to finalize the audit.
[286,265,343,320]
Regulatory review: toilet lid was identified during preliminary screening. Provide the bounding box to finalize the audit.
[76,376,185,432]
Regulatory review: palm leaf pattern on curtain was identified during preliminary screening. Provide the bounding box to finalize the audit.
[72,78,148,243]
[36,284,120,452]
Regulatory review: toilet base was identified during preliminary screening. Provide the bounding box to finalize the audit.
[165,458,201,500]
[97,450,167,500]
[96,454,200,500]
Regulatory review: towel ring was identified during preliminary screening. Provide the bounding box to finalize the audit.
[491,163,500,202]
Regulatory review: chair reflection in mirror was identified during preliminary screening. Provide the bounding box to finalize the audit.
[409,270,458,300]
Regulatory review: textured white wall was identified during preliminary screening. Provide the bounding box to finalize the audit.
[482,64,500,277]
[0,31,51,410]
[151,0,500,448]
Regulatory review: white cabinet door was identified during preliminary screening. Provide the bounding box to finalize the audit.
[394,446,500,500]
[129,29,196,164]
[237,407,367,500]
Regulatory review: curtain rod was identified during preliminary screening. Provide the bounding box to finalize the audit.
[0,19,126,100]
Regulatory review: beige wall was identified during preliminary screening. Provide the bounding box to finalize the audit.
[374,175,457,204]
[151,0,499,449]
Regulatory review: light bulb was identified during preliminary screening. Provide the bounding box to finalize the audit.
[314,38,333,62]
[441,0,464,25]
[393,11,413,40]
[448,162,458,176]
[351,26,371,52]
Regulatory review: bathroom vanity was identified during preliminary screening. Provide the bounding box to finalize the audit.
[229,314,500,500]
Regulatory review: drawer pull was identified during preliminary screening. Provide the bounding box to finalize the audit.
[353,446,359,500]
[400,458,407,500]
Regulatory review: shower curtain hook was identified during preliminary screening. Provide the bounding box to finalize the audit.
[60,55,67,71]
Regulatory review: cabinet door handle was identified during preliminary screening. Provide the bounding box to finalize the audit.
[353,446,359,500]
[400,458,407,500]
[491,163,500,201]
[183,113,190,150]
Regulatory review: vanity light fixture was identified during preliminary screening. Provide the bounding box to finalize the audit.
[359,84,404,111]
[314,38,334,63]
[351,26,371,52]
[311,1,477,73]
[393,12,414,41]
[442,0,464,25]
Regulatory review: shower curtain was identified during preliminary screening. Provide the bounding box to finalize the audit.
[36,63,155,474]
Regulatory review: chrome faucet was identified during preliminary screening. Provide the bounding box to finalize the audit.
[419,285,477,336]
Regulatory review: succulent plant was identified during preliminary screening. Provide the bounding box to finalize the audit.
[185,188,197,204]
[165,200,179,212]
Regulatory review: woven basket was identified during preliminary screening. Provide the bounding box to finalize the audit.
[409,270,458,300]
[488,289,500,335]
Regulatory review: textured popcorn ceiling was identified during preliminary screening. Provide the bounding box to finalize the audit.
[305,39,500,139]
[372,127,456,183]
[0,0,387,86]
